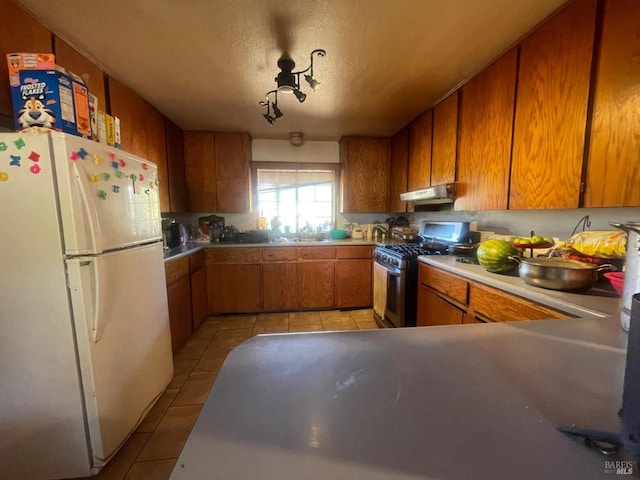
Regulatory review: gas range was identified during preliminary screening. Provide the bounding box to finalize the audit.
[373,243,449,270]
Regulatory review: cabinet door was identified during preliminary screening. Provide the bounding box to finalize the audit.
[263,263,298,311]
[165,119,188,212]
[214,132,251,213]
[468,282,570,322]
[456,48,517,211]
[208,264,261,314]
[585,0,640,207]
[336,259,372,309]
[431,92,458,185]
[299,262,335,309]
[407,110,432,191]
[389,127,409,212]
[510,0,597,209]
[190,266,208,330]
[184,132,217,212]
[417,284,464,327]
[108,78,148,159]
[0,0,52,117]
[54,37,106,115]
[145,105,169,212]
[340,137,390,213]
[167,275,192,353]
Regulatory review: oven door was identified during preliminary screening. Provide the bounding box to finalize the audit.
[384,264,406,328]
[373,261,388,321]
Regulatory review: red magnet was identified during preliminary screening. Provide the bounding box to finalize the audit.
[70,151,80,161]
[29,151,40,162]
[119,159,126,167]
[30,164,41,174]
[139,174,144,181]
[108,152,115,160]
[142,163,148,170]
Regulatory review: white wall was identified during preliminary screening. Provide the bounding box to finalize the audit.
[252,139,339,163]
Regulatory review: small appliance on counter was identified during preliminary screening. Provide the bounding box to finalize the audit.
[163,220,188,248]
[199,215,225,243]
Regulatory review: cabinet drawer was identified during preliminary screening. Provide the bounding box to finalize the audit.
[336,245,373,259]
[189,249,205,272]
[206,247,261,264]
[262,247,298,262]
[165,256,189,284]
[301,247,336,259]
[418,263,468,304]
[469,282,570,322]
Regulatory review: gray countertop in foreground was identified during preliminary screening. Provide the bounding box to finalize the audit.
[419,255,621,320]
[170,316,630,480]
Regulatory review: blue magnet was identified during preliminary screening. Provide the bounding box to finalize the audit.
[9,155,20,167]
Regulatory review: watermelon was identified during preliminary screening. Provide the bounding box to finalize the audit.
[476,239,519,273]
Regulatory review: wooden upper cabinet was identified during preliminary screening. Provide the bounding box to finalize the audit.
[585,0,640,207]
[108,78,148,159]
[431,91,458,186]
[144,105,169,211]
[165,119,188,212]
[0,0,53,117]
[407,110,432,191]
[53,37,106,114]
[456,48,518,211]
[184,131,217,212]
[340,136,390,213]
[510,0,597,210]
[389,127,409,212]
[214,132,251,213]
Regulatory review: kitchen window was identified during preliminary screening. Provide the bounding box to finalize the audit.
[255,164,338,236]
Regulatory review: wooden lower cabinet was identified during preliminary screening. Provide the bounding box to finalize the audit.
[190,266,208,330]
[417,263,571,326]
[165,256,193,353]
[417,283,464,327]
[299,262,335,309]
[263,262,299,311]
[208,264,262,314]
[336,259,372,308]
[205,245,373,314]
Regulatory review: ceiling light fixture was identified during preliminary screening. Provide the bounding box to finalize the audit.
[259,49,326,125]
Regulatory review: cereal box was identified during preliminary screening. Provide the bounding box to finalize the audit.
[7,55,92,138]
[6,52,55,87]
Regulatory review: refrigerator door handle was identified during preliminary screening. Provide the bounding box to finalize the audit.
[67,258,108,343]
[73,163,100,252]
[89,258,108,343]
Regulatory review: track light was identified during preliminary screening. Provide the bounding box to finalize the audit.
[304,74,320,91]
[293,89,306,103]
[258,49,325,124]
[272,102,283,118]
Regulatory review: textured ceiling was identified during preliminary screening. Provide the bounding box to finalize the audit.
[16,0,569,140]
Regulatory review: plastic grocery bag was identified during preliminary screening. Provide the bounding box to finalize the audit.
[558,230,627,259]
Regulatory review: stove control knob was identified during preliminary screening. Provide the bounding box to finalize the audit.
[392,258,399,266]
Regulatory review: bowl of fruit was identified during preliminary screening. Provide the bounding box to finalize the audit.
[512,232,555,250]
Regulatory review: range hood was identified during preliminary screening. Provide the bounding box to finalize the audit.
[400,183,456,205]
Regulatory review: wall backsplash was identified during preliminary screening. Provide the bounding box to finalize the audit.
[163,207,640,241]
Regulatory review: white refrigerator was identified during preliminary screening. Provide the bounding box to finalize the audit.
[0,132,174,478]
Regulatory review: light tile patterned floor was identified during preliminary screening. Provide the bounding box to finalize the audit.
[74,308,377,480]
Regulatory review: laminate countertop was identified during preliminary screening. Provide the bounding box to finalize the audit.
[419,256,622,320]
[163,239,384,262]
[170,315,631,479]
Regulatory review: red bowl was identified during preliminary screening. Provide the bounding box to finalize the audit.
[604,272,624,296]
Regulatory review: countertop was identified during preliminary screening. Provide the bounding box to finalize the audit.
[419,255,622,319]
[163,239,384,262]
[170,316,630,479]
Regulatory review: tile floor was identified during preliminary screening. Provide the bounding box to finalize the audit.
[75,308,377,480]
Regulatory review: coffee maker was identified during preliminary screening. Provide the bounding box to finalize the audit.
[199,215,225,243]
